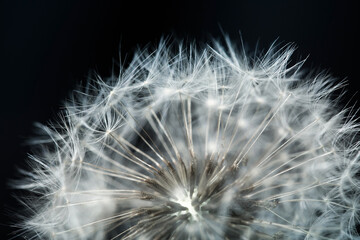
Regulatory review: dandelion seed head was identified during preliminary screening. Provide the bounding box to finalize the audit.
[13,37,360,239]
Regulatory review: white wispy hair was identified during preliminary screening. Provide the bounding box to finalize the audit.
[14,38,360,239]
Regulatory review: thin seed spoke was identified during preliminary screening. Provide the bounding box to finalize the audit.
[234,93,291,167]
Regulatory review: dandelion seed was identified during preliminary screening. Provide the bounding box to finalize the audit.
[14,38,360,239]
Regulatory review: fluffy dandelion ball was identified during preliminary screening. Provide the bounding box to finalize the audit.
[16,38,360,239]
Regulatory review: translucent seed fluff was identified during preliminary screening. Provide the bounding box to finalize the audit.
[15,39,360,239]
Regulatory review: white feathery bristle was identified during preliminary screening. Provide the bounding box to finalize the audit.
[14,38,360,239]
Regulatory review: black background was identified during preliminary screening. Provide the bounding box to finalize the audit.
[0,0,359,238]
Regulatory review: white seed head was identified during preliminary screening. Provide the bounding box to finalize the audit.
[14,38,360,239]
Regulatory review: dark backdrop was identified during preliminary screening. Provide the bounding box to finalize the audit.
[0,0,359,238]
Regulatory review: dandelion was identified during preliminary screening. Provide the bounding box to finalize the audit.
[14,38,360,239]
